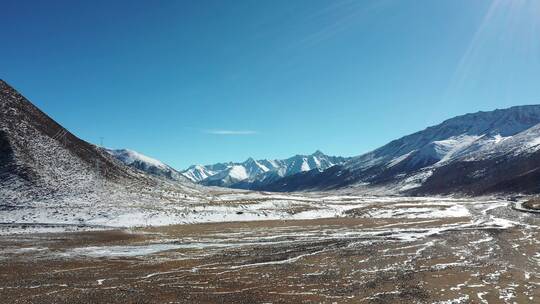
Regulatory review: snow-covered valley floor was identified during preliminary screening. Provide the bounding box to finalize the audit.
[0,190,501,234]
[1,192,539,303]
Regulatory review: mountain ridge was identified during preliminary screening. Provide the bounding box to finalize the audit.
[105,148,190,182]
[182,151,350,189]
[5,77,540,196]
[255,104,540,195]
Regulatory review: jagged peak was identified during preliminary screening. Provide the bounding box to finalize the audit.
[189,164,206,170]
[244,157,256,163]
[312,150,325,157]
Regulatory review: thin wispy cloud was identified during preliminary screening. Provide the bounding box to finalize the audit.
[203,129,258,135]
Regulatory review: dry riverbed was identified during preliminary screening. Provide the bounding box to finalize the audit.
[1,197,539,303]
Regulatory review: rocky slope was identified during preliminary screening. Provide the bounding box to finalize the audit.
[0,79,199,212]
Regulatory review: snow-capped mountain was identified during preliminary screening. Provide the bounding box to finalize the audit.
[106,148,189,182]
[183,151,349,188]
[201,164,253,187]
[345,105,540,173]
[260,105,540,195]
[0,79,198,208]
[182,165,217,182]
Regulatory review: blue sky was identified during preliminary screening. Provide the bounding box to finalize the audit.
[2,0,540,169]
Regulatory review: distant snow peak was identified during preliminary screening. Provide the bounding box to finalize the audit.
[184,151,350,188]
[182,165,216,182]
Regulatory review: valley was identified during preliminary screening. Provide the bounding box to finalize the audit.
[3,1,540,303]
[2,80,540,303]
[1,194,539,304]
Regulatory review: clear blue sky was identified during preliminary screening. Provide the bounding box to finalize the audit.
[2,0,540,169]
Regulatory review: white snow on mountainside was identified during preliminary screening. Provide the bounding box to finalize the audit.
[336,105,540,192]
[458,123,540,161]
[107,149,168,169]
[106,148,189,182]
[183,151,350,188]
[201,165,250,186]
[345,105,540,172]
[182,165,216,182]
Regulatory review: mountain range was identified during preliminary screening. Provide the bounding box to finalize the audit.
[4,78,540,198]
[103,103,540,196]
[180,151,349,189]
[100,104,540,196]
